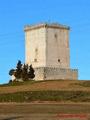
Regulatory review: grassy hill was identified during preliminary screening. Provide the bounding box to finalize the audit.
[0,80,90,93]
[0,80,90,102]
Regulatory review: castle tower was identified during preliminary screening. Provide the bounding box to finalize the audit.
[24,23,78,80]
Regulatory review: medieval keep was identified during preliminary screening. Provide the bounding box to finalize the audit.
[24,23,78,80]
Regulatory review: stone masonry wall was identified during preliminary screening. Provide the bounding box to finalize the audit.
[46,27,70,68]
[34,67,78,80]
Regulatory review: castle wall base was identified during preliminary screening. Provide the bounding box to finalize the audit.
[34,67,78,81]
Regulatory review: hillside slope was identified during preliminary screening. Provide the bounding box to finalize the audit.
[0,80,90,93]
[0,80,90,102]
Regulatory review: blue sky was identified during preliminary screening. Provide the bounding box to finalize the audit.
[0,0,90,83]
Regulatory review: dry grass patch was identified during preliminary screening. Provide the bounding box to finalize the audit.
[0,80,90,94]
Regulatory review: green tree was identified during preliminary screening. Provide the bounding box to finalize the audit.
[15,60,22,79]
[9,60,35,82]
[28,64,35,79]
[22,64,28,81]
[9,69,15,76]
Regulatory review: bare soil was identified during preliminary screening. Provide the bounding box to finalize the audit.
[0,103,89,120]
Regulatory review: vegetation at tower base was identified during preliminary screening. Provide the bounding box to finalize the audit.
[15,60,22,79]
[9,69,15,76]
[9,60,35,82]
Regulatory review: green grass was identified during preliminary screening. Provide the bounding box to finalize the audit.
[76,81,90,87]
[1,80,90,87]
[0,90,90,102]
[0,80,59,87]
[0,80,90,103]
[0,80,36,87]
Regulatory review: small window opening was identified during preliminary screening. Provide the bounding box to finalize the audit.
[55,34,57,39]
[34,59,37,62]
[35,48,38,52]
[58,59,60,62]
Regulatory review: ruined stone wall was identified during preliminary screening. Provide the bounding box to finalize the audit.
[34,67,78,80]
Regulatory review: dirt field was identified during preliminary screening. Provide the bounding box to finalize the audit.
[0,103,89,120]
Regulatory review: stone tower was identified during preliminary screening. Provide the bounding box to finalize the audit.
[24,23,78,80]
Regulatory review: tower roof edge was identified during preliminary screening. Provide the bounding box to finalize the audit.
[24,22,70,31]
